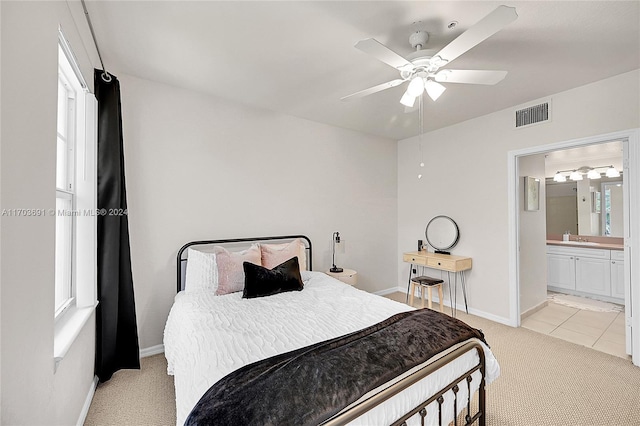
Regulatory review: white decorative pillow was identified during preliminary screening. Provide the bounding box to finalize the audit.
[260,238,307,272]
[184,248,218,293]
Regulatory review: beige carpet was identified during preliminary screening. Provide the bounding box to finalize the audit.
[84,309,640,426]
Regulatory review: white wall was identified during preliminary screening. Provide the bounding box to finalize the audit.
[118,74,398,350]
[0,2,98,424]
[518,155,547,315]
[398,69,640,322]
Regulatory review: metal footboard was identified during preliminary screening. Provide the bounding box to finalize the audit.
[320,340,486,426]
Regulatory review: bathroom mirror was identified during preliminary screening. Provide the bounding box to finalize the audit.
[425,215,460,254]
[545,176,624,237]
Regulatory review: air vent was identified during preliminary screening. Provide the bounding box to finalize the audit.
[515,101,550,128]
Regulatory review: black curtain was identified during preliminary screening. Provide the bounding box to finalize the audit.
[95,69,140,382]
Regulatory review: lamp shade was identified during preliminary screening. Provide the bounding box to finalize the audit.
[587,169,601,179]
[407,77,425,97]
[569,170,583,181]
[425,79,446,101]
[400,89,416,107]
[553,172,566,182]
[606,166,620,178]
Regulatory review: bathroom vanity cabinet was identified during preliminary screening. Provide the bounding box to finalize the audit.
[547,244,624,304]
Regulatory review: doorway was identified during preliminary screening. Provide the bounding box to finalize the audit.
[507,129,640,367]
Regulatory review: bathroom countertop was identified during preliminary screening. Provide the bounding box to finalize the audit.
[546,239,624,250]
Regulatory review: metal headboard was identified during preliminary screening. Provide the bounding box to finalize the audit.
[176,235,312,293]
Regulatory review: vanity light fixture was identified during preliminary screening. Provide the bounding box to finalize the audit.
[553,165,621,182]
[606,166,620,178]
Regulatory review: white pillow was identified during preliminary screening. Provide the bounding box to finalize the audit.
[184,248,218,293]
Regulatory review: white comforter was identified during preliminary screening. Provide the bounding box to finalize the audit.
[164,271,499,425]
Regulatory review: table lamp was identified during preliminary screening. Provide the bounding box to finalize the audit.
[330,231,343,273]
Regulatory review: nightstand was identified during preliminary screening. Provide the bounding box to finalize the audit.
[325,268,357,286]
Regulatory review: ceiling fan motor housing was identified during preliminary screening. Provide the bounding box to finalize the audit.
[409,31,429,49]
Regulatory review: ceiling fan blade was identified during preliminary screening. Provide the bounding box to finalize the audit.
[355,38,414,70]
[434,5,517,65]
[341,79,406,101]
[435,69,508,85]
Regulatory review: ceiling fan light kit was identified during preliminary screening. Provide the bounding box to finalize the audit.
[341,5,518,107]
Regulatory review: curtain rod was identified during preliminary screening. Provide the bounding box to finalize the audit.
[80,0,112,83]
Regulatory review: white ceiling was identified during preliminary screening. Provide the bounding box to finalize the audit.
[544,140,624,179]
[83,1,639,141]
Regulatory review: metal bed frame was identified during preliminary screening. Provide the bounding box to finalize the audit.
[176,235,486,426]
[176,234,312,293]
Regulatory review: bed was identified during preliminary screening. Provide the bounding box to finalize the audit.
[164,235,500,425]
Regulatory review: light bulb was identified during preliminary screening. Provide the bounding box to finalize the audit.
[425,79,446,101]
[420,162,424,167]
[417,174,422,179]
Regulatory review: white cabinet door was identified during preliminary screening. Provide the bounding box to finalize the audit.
[610,259,625,299]
[547,254,576,290]
[575,257,611,296]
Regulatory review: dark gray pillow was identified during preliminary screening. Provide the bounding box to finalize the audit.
[242,257,304,299]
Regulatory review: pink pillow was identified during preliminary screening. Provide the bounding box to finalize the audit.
[260,239,307,272]
[215,244,262,295]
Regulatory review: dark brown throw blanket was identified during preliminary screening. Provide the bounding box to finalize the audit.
[185,308,487,426]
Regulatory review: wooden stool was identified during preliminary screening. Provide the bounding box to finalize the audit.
[409,276,444,312]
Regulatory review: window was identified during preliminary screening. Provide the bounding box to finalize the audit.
[55,32,97,320]
[54,31,98,368]
[55,44,81,318]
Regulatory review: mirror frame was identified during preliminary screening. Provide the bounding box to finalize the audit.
[425,215,460,254]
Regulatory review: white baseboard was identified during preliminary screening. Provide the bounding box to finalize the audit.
[76,375,98,426]
[375,286,513,326]
[373,286,404,296]
[75,347,163,426]
[521,300,549,320]
[140,344,165,358]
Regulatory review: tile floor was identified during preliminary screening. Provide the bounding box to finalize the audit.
[385,290,629,360]
[521,299,629,359]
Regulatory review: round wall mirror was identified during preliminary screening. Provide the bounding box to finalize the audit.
[425,216,460,254]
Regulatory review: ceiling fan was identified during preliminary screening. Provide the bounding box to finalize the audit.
[341,5,518,107]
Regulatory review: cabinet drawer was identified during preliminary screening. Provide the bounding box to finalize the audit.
[547,245,610,260]
[427,257,456,271]
[403,254,427,266]
[611,250,625,261]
